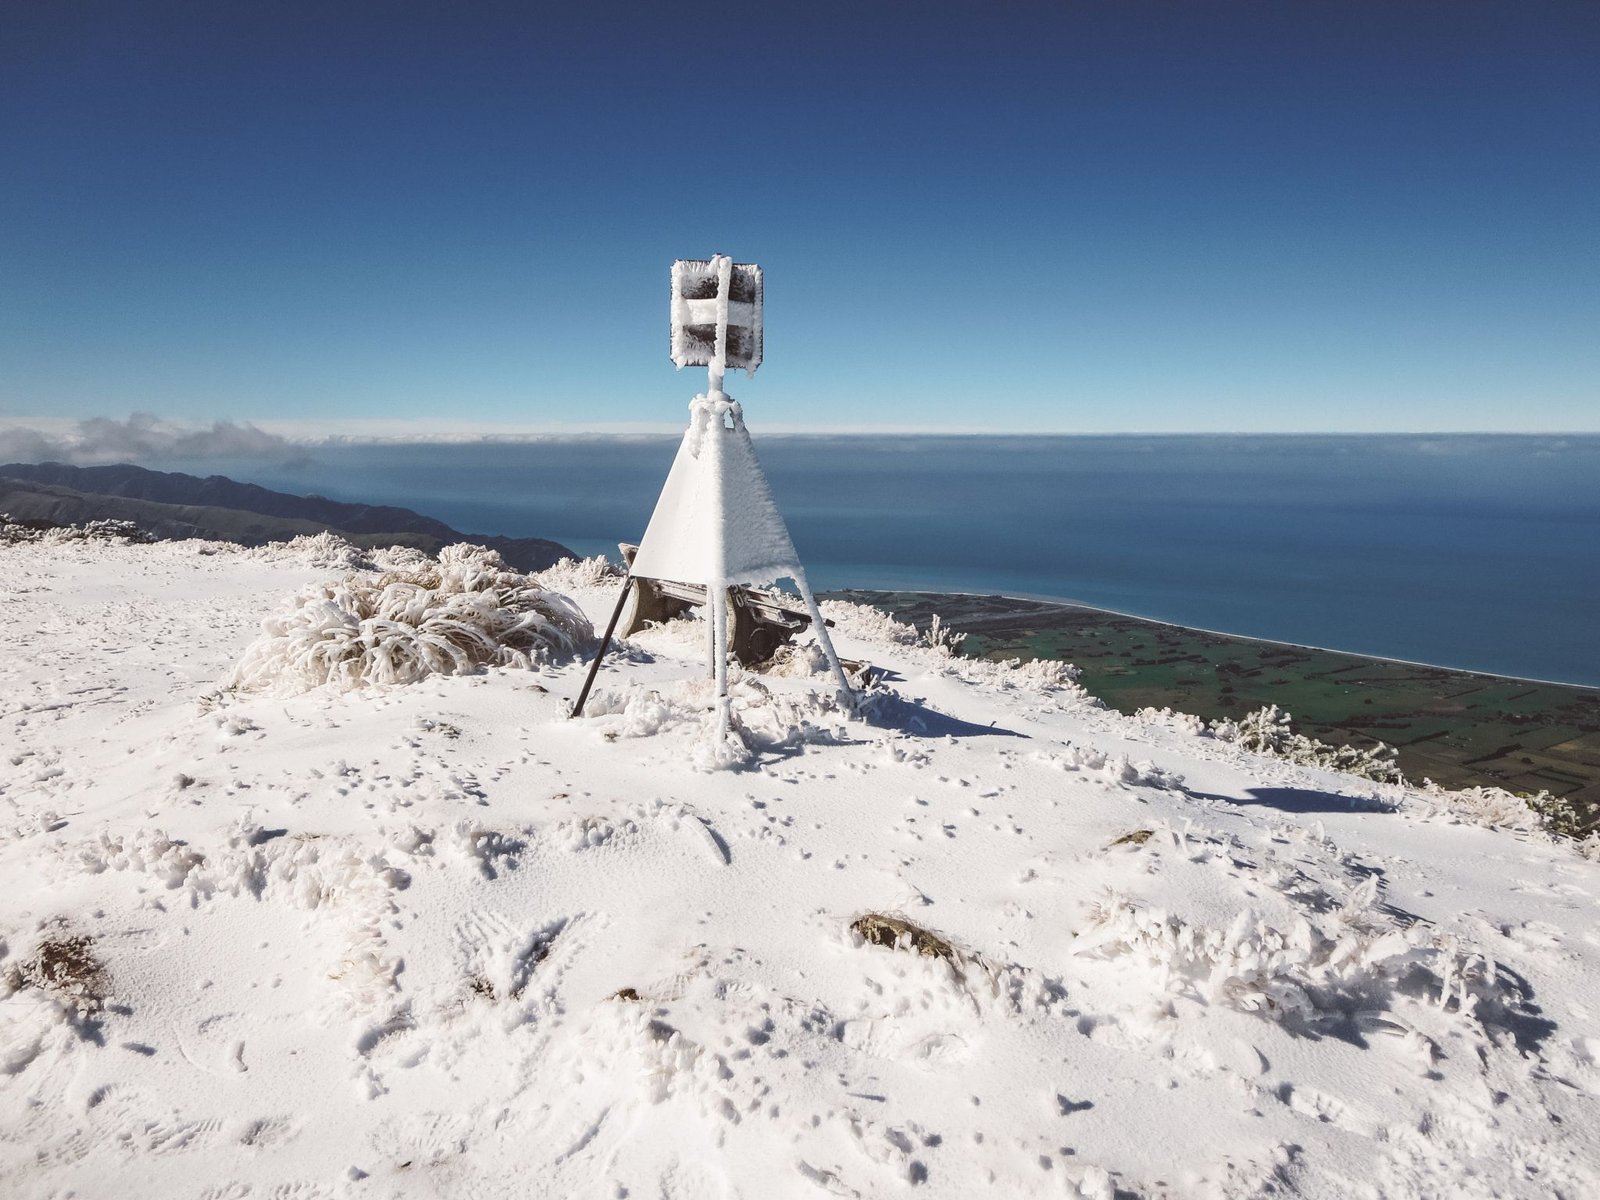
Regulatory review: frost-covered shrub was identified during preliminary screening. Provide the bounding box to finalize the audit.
[1074,893,1498,1029]
[760,640,828,678]
[369,544,434,571]
[817,599,919,646]
[940,653,1089,697]
[243,530,376,570]
[1410,783,1544,834]
[1211,704,1291,753]
[1525,789,1595,839]
[1,515,152,544]
[4,516,48,543]
[1169,705,1595,845]
[1033,745,1185,790]
[227,543,593,693]
[920,613,967,656]
[49,518,152,543]
[818,599,1089,704]
[1413,780,1596,843]
[1210,704,1402,785]
[530,554,624,591]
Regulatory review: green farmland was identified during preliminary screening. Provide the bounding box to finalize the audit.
[826,590,1600,832]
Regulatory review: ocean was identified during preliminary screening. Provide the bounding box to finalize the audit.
[183,434,1600,687]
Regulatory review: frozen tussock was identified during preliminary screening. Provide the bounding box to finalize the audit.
[242,530,376,569]
[238,531,432,571]
[1408,781,1600,851]
[758,639,830,678]
[821,598,1091,702]
[1035,744,1186,789]
[940,651,1090,700]
[217,821,411,913]
[227,544,593,693]
[1211,704,1402,784]
[818,598,920,646]
[1074,888,1509,1044]
[69,827,209,892]
[528,553,624,592]
[1,515,152,544]
[1410,783,1547,834]
[62,820,409,916]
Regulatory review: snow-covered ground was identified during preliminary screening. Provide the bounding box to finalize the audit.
[2,537,1598,1199]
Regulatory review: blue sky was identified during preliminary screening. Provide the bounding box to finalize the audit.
[2,1,1596,434]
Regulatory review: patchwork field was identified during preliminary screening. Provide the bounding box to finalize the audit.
[828,590,1600,832]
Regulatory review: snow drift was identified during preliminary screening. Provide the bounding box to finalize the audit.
[2,534,1599,1200]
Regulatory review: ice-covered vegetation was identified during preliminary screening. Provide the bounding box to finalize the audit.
[0,514,152,544]
[240,530,439,571]
[5,537,1600,1199]
[837,600,1588,843]
[527,552,624,591]
[820,597,1092,702]
[1209,702,1403,784]
[1074,887,1491,1028]
[227,543,592,693]
[582,667,849,774]
[1137,700,1589,840]
[1410,781,1600,854]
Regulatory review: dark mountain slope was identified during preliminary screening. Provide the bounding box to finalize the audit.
[0,462,575,572]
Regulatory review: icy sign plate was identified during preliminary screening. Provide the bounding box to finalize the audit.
[670,257,763,374]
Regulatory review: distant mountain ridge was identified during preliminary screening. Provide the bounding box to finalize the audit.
[0,461,575,571]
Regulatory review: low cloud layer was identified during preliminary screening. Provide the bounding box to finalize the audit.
[0,414,297,466]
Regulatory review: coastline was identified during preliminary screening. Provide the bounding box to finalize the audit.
[870,586,1600,693]
[823,587,1600,825]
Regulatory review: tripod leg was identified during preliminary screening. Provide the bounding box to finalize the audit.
[569,575,634,719]
[793,568,854,703]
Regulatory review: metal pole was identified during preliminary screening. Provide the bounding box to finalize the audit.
[708,253,732,399]
[792,565,855,704]
[711,579,731,740]
[569,575,634,719]
[705,263,732,736]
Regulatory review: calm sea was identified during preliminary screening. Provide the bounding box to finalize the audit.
[184,434,1600,687]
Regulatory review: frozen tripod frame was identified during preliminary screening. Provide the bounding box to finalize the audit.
[570,254,854,733]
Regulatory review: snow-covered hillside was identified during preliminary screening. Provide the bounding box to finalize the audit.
[2,537,1598,1199]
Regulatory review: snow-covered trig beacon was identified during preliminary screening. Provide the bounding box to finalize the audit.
[570,255,853,732]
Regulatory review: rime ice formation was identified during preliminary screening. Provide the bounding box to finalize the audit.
[630,396,799,591]
[620,255,850,722]
[2,534,1599,1199]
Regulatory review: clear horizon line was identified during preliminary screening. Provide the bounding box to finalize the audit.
[251,424,1600,442]
[6,414,1600,447]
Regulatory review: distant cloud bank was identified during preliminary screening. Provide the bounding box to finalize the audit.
[4,414,1595,466]
[0,413,297,465]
